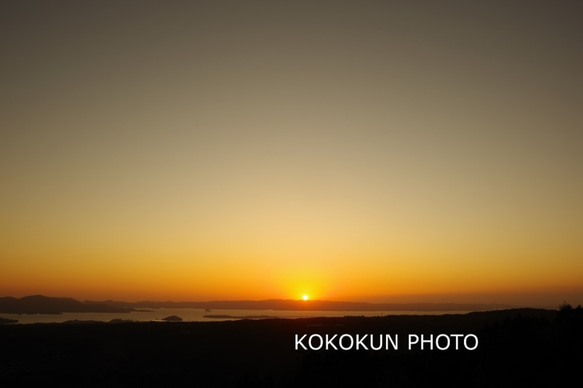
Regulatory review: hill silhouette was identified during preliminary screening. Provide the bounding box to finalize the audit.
[0,295,513,314]
[0,295,133,314]
[98,298,512,312]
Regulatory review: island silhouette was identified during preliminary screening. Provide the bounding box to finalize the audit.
[0,295,512,315]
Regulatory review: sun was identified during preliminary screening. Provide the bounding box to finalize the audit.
[302,295,309,301]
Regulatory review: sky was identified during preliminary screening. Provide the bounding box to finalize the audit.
[1,1,582,307]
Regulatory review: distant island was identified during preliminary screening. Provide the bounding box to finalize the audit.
[0,295,133,314]
[98,298,514,312]
[0,295,514,315]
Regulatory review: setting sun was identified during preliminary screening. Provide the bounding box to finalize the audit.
[0,0,581,311]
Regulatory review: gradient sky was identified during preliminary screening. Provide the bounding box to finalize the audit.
[1,1,582,306]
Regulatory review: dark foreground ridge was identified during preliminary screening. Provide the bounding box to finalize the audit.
[1,306,581,387]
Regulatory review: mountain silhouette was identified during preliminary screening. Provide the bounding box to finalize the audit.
[0,295,133,314]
